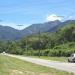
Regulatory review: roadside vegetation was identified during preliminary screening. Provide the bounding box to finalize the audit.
[0,55,74,75]
[0,22,75,57]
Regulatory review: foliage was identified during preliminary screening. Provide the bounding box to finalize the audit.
[0,22,75,56]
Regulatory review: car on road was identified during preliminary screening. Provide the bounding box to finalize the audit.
[1,51,6,55]
[68,53,75,62]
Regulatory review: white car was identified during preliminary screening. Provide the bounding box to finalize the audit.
[1,51,6,55]
[68,53,75,62]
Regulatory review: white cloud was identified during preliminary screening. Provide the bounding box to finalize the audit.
[46,14,63,21]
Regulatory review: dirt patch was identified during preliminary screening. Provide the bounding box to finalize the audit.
[24,71,52,75]
[11,70,52,75]
[24,71,35,75]
[11,70,24,75]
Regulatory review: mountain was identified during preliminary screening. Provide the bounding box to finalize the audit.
[47,20,75,32]
[21,20,61,36]
[0,20,75,40]
[0,25,22,40]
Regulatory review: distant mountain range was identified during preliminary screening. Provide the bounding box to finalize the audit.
[0,20,75,40]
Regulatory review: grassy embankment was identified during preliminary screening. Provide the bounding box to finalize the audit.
[0,54,74,75]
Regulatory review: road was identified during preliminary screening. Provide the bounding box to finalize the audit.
[3,54,75,73]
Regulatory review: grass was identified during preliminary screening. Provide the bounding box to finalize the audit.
[30,56,68,62]
[0,54,74,75]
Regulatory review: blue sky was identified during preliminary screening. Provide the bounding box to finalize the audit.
[0,0,75,29]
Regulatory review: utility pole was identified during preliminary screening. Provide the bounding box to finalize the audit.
[17,24,28,56]
[38,30,41,57]
[48,42,51,57]
[26,37,28,56]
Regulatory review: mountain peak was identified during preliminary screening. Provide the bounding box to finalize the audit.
[47,19,61,22]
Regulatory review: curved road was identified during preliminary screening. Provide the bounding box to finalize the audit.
[4,54,75,73]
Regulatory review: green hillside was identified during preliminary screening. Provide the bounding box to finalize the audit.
[0,21,75,57]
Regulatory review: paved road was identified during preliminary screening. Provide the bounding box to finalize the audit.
[4,54,75,73]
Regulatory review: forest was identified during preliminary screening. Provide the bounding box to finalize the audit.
[0,22,75,57]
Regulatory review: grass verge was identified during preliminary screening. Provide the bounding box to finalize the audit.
[0,55,74,75]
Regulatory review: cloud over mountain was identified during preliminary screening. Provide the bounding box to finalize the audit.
[46,14,63,21]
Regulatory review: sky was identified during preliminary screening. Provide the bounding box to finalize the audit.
[0,0,75,30]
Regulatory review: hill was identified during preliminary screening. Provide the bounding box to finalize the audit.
[0,25,22,40]
[0,20,75,56]
[0,20,75,40]
[21,20,61,36]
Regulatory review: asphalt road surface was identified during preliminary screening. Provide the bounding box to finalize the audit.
[3,54,75,73]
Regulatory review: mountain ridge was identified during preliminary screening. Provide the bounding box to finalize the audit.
[0,20,75,40]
